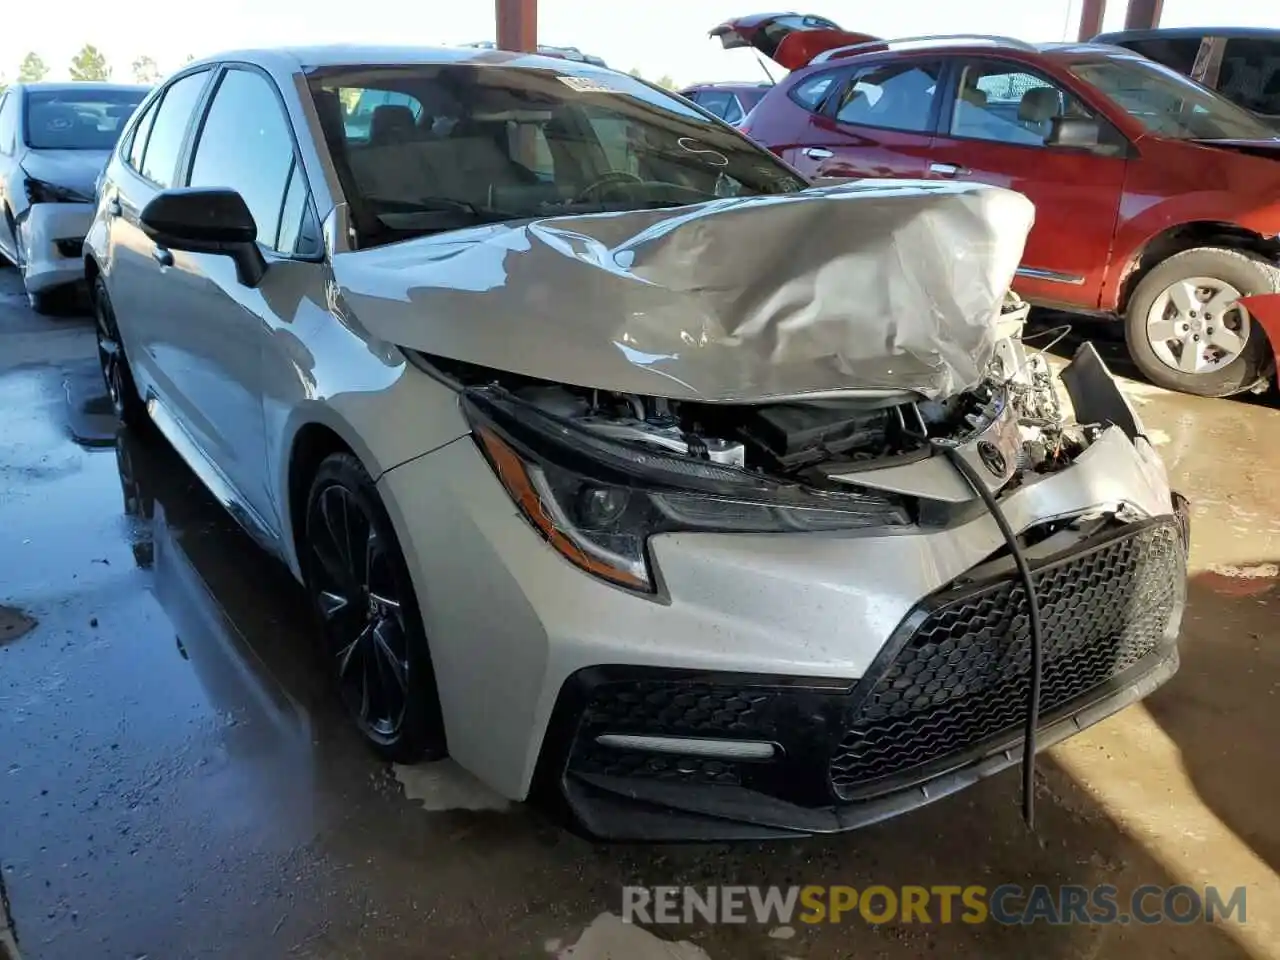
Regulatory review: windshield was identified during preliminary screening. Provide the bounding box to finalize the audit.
[1070,56,1277,141]
[306,64,806,247]
[24,88,147,150]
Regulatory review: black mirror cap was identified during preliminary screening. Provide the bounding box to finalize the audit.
[140,187,257,246]
[1048,117,1101,150]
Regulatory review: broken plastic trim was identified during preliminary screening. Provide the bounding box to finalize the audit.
[463,386,911,592]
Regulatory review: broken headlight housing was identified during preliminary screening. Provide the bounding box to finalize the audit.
[23,176,93,205]
[463,386,910,593]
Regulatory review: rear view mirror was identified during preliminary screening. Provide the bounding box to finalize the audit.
[1047,117,1101,150]
[139,187,266,287]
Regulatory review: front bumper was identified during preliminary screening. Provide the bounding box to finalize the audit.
[541,513,1187,840]
[18,202,93,293]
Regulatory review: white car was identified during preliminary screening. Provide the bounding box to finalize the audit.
[84,45,1189,840]
[0,82,148,311]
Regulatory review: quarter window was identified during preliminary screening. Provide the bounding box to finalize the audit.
[950,63,1093,147]
[141,71,210,187]
[833,61,942,133]
[187,68,301,253]
[788,71,839,112]
[125,97,159,171]
[696,90,734,120]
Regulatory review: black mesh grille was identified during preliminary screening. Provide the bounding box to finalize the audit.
[829,521,1184,797]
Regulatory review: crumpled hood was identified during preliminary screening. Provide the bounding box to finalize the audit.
[20,149,110,200]
[333,180,1035,402]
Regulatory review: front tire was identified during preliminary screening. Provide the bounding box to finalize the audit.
[303,452,447,763]
[93,277,146,424]
[1124,247,1278,397]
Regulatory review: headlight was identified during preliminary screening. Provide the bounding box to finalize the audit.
[24,176,93,205]
[464,386,910,593]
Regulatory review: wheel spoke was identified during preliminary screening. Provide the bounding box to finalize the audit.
[1177,338,1204,373]
[372,619,409,692]
[317,590,351,621]
[1147,318,1179,343]
[335,621,375,679]
[368,592,401,611]
[1166,281,1197,316]
[1207,324,1245,356]
[321,488,355,572]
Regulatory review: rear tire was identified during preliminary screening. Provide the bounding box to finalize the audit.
[1124,247,1277,397]
[303,452,448,763]
[92,277,146,425]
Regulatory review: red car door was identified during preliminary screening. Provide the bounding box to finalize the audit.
[785,57,944,180]
[924,57,1127,308]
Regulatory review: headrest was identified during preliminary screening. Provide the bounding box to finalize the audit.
[1018,86,1059,123]
[370,104,417,143]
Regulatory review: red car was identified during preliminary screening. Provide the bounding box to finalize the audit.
[713,14,1280,397]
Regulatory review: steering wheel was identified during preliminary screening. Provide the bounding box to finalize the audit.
[573,171,645,203]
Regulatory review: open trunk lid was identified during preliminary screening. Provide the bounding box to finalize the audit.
[709,12,879,71]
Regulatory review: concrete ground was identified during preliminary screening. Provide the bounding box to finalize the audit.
[0,263,1277,960]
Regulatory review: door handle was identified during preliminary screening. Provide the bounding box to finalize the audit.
[107,197,121,217]
[803,147,835,160]
[152,245,174,267]
[928,162,969,177]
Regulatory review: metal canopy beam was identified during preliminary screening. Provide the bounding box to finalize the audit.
[1077,0,1107,40]
[1123,0,1164,30]
[496,0,537,52]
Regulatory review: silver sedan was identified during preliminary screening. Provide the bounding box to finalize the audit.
[84,44,1188,840]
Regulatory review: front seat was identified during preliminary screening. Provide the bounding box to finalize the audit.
[1017,86,1060,142]
[369,104,418,146]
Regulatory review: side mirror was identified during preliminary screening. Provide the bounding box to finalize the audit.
[1047,117,1101,150]
[139,187,267,287]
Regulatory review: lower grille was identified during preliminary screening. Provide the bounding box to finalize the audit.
[829,520,1184,797]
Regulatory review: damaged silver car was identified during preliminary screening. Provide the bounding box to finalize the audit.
[83,46,1189,840]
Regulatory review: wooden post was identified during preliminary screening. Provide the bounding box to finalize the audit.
[1077,0,1107,41]
[1123,0,1164,30]
[496,0,537,53]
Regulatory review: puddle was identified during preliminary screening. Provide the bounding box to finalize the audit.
[0,606,36,646]
[550,913,711,960]
[393,759,511,812]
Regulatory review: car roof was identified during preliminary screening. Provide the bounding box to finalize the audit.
[188,44,612,75]
[15,81,151,93]
[1095,26,1280,42]
[683,81,772,90]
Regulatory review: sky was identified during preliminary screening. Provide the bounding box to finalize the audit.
[4,0,1278,86]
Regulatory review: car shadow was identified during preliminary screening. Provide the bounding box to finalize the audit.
[1142,565,1280,875]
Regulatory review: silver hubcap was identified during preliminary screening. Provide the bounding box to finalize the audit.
[1145,276,1250,375]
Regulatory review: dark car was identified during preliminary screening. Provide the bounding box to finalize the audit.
[713,14,1280,398]
[1093,27,1280,123]
[679,81,772,125]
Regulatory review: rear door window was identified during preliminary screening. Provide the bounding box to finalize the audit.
[140,70,210,187]
[832,60,942,133]
[1219,38,1280,116]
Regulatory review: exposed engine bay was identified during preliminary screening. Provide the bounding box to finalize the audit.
[429,312,1112,517]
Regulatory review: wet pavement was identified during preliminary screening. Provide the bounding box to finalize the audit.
[1,264,1278,959]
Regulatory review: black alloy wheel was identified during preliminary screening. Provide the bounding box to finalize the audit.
[304,453,446,761]
[93,277,144,424]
